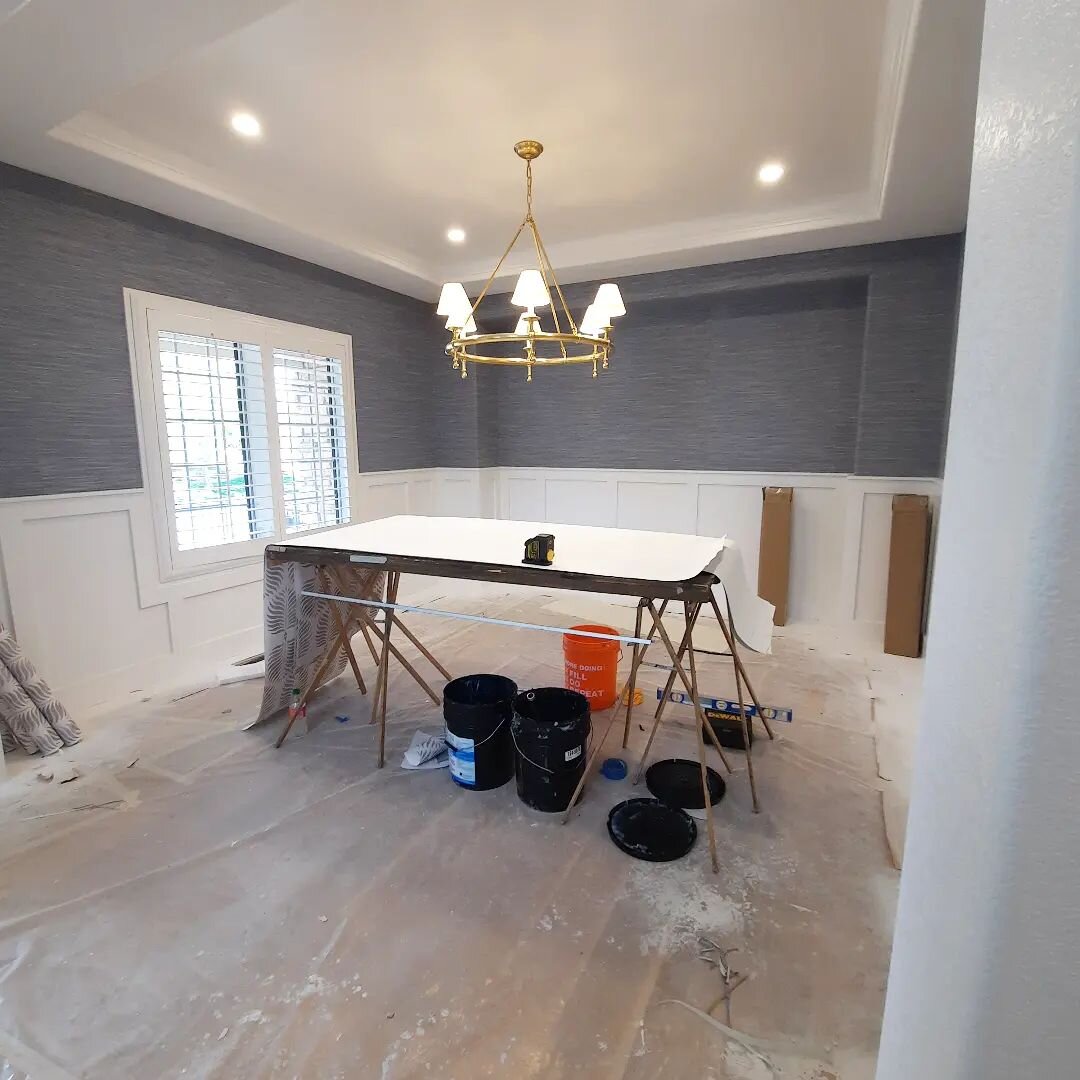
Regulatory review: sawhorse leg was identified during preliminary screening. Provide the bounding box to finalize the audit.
[642,600,736,872]
[562,598,665,824]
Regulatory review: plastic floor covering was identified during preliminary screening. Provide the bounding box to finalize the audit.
[0,588,905,1079]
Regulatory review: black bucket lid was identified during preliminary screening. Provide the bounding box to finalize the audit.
[607,798,697,862]
[645,758,726,810]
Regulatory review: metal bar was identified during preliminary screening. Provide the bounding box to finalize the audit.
[533,220,582,335]
[300,591,653,645]
[460,217,529,325]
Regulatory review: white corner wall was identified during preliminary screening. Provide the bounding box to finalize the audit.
[876,0,1080,1076]
[0,467,937,721]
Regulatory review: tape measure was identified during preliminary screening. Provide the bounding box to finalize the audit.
[522,533,555,566]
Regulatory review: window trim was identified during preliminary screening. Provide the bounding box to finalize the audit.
[124,289,360,582]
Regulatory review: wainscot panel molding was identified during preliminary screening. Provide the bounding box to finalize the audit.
[0,467,936,753]
[486,468,941,628]
[0,471,461,717]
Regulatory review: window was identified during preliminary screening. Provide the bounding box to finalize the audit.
[126,291,357,577]
[273,348,351,534]
[159,331,274,551]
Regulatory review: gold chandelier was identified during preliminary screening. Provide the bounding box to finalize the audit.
[437,140,625,381]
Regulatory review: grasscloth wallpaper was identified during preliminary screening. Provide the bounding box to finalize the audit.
[472,235,963,476]
[0,164,453,499]
[0,162,962,498]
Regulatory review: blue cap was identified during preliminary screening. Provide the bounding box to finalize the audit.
[601,757,628,780]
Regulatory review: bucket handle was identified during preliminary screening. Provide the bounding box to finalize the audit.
[509,724,555,774]
[447,715,508,753]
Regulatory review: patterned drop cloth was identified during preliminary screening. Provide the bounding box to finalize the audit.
[254,552,385,724]
[0,622,81,756]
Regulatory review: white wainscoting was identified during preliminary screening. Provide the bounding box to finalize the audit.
[0,470,473,718]
[0,467,937,738]
[0,489,264,717]
[490,467,941,629]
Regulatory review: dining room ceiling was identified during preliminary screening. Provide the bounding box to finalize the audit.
[0,0,984,299]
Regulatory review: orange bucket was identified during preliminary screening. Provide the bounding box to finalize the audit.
[563,625,621,710]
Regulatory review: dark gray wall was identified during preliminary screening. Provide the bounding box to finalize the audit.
[0,163,453,499]
[469,235,963,476]
[0,161,960,498]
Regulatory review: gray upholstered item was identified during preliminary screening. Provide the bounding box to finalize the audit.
[0,622,81,755]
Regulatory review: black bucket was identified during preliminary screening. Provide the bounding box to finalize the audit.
[511,688,591,812]
[443,674,518,791]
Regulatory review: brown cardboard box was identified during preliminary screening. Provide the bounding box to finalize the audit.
[884,494,932,657]
[758,487,793,626]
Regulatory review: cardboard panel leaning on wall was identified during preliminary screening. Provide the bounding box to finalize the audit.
[758,487,793,625]
[883,494,932,657]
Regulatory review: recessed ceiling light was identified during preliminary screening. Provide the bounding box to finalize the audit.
[230,112,262,139]
[446,227,466,244]
[758,161,785,185]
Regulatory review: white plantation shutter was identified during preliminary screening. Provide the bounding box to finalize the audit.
[132,293,357,576]
[158,331,276,551]
[273,348,351,532]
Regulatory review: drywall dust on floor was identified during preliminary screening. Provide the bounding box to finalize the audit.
[0,587,914,1079]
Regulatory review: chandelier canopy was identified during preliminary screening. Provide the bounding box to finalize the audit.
[437,140,625,381]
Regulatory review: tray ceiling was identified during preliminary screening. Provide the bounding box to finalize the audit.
[0,0,984,298]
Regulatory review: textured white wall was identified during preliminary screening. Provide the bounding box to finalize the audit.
[877,2,1080,1077]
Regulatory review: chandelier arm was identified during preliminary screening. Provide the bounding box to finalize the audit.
[534,223,579,335]
[527,219,564,346]
[464,215,530,324]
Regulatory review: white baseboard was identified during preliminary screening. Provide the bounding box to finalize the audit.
[0,467,939,747]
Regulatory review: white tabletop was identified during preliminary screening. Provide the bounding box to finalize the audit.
[275,515,727,583]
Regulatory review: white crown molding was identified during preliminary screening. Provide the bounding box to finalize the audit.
[447,194,882,290]
[34,0,923,300]
[869,0,924,213]
[47,116,438,298]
